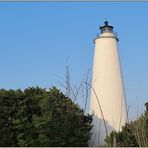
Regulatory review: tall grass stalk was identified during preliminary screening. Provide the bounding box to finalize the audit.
[59,64,148,147]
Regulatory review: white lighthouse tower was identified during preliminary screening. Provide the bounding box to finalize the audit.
[90,21,127,146]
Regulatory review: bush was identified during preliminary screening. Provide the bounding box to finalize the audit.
[105,123,139,147]
[105,102,148,147]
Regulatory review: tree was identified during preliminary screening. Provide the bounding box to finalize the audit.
[0,89,23,146]
[0,87,92,146]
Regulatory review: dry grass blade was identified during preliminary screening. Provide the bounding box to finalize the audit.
[83,81,108,140]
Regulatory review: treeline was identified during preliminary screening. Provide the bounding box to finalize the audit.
[1,85,148,147]
[0,87,92,147]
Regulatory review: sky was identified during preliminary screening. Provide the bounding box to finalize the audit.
[0,2,148,119]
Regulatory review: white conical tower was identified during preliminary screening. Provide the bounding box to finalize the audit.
[89,21,127,146]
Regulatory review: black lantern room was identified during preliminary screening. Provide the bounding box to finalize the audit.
[100,21,113,34]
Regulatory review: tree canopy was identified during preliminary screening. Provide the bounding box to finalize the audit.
[0,87,92,146]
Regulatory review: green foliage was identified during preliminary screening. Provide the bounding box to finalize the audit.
[105,102,148,147]
[0,87,92,146]
[145,102,148,139]
[105,123,139,147]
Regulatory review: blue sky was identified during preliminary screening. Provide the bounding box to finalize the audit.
[0,2,148,119]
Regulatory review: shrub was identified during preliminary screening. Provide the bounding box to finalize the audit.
[105,102,148,147]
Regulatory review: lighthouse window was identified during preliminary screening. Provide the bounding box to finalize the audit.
[102,27,113,33]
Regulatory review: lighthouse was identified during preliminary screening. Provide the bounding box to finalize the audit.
[89,21,127,146]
